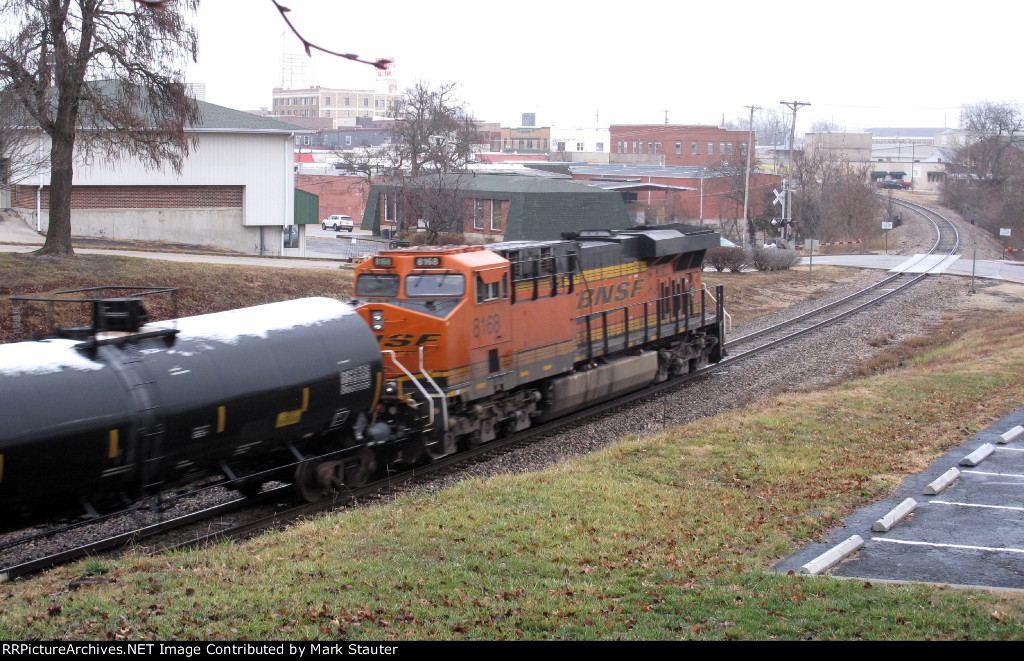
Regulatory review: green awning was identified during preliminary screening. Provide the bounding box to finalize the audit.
[888,171,907,177]
[870,171,886,179]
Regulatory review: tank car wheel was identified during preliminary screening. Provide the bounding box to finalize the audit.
[344,448,377,489]
[293,461,325,502]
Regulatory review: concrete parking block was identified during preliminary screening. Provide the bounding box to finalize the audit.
[998,426,1024,444]
[799,535,865,575]
[924,467,960,495]
[960,443,996,467]
[872,498,918,532]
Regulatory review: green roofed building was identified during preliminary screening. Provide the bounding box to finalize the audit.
[362,173,631,242]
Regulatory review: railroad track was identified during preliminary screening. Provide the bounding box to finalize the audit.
[0,203,964,581]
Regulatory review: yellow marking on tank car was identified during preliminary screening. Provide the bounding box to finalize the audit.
[275,387,310,428]
[108,430,119,460]
[217,406,226,433]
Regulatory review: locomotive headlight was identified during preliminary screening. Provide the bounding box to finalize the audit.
[383,381,398,396]
[371,310,384,331]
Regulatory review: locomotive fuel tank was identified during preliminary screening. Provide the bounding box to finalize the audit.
[0,297,382,523]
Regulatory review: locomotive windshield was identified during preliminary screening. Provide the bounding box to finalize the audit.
[355,273,400,297]
[405,273,465,298]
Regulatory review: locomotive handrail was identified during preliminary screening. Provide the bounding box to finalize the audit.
[418,346,450,432]
[383,349,435,431]
[702,286,731,334]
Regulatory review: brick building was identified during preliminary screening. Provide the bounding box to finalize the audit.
[295,174,369,224]
[362,173,630,242]
[610,125,752,168]
[271,84,404,129]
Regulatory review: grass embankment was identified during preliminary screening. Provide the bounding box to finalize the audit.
[0,253,353,343]
[2,255,1024,639]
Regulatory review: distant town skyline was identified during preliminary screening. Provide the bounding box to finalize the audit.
[187,0,1020,133]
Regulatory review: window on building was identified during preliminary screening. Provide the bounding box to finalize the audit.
[473,199,486,229]
[577,142,584,151]
[647,141,652,153]
[595,142,604,152]
[741,142,748,156]
[325,97,331,105]
[345,97,350,105]
[708,141,714,155]
[325,110,331,117]
[654,141,660,154]
[726,142,733,156]
[557,141,566,152]
[363,98,369,106]
[719,142,725,155]
[692,141,698,155]
[617,141,622,153]
[676,140,682,155]
[633,140,638,153]
[345,135,352,146]
[491,201,502,231]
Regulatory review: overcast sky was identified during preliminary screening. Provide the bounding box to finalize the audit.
[187,0,1020,133]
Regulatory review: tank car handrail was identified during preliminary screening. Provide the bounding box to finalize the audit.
[383,349,435,431]
[418,346,449,432]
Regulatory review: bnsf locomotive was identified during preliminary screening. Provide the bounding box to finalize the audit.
[0,224,724,526]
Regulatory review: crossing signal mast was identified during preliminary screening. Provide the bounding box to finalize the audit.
[780,100,810,245]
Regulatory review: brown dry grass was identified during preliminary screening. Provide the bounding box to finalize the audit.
[0,253,353,343]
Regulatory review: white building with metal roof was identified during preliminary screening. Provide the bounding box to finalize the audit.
[8,100,313,256]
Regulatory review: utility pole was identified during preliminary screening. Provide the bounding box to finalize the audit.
[780,100,810,244]
[742,105,760,247]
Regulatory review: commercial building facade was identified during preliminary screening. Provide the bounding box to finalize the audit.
[610,125,752,167]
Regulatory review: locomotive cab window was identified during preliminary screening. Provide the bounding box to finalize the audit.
[355,273,400,297]
[475,272,508,304]
[405,273,465,298]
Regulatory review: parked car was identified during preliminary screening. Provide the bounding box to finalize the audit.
[322,214,354,232]
[878,180,904,190]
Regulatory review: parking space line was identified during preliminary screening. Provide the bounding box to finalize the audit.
[961,469,1024,479]
[994,447,1024,452]
[929,500,1024,512]
[873,538,1024,555]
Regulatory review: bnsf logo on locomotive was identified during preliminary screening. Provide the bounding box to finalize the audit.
[576,278,645,310]
[376,333,442,348]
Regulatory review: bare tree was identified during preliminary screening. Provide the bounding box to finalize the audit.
[0,85,48,193]
[389,80,478,177]
[942,102,1024,242]
[753,107,789,147]
[792,150,878,242]
[0,0,201,256]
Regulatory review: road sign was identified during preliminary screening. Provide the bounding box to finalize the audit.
[773,189,784,206]
[881,221,893,230]
[1000,228,1012,237]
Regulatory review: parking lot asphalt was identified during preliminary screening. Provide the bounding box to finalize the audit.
[774,405,1024,591]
